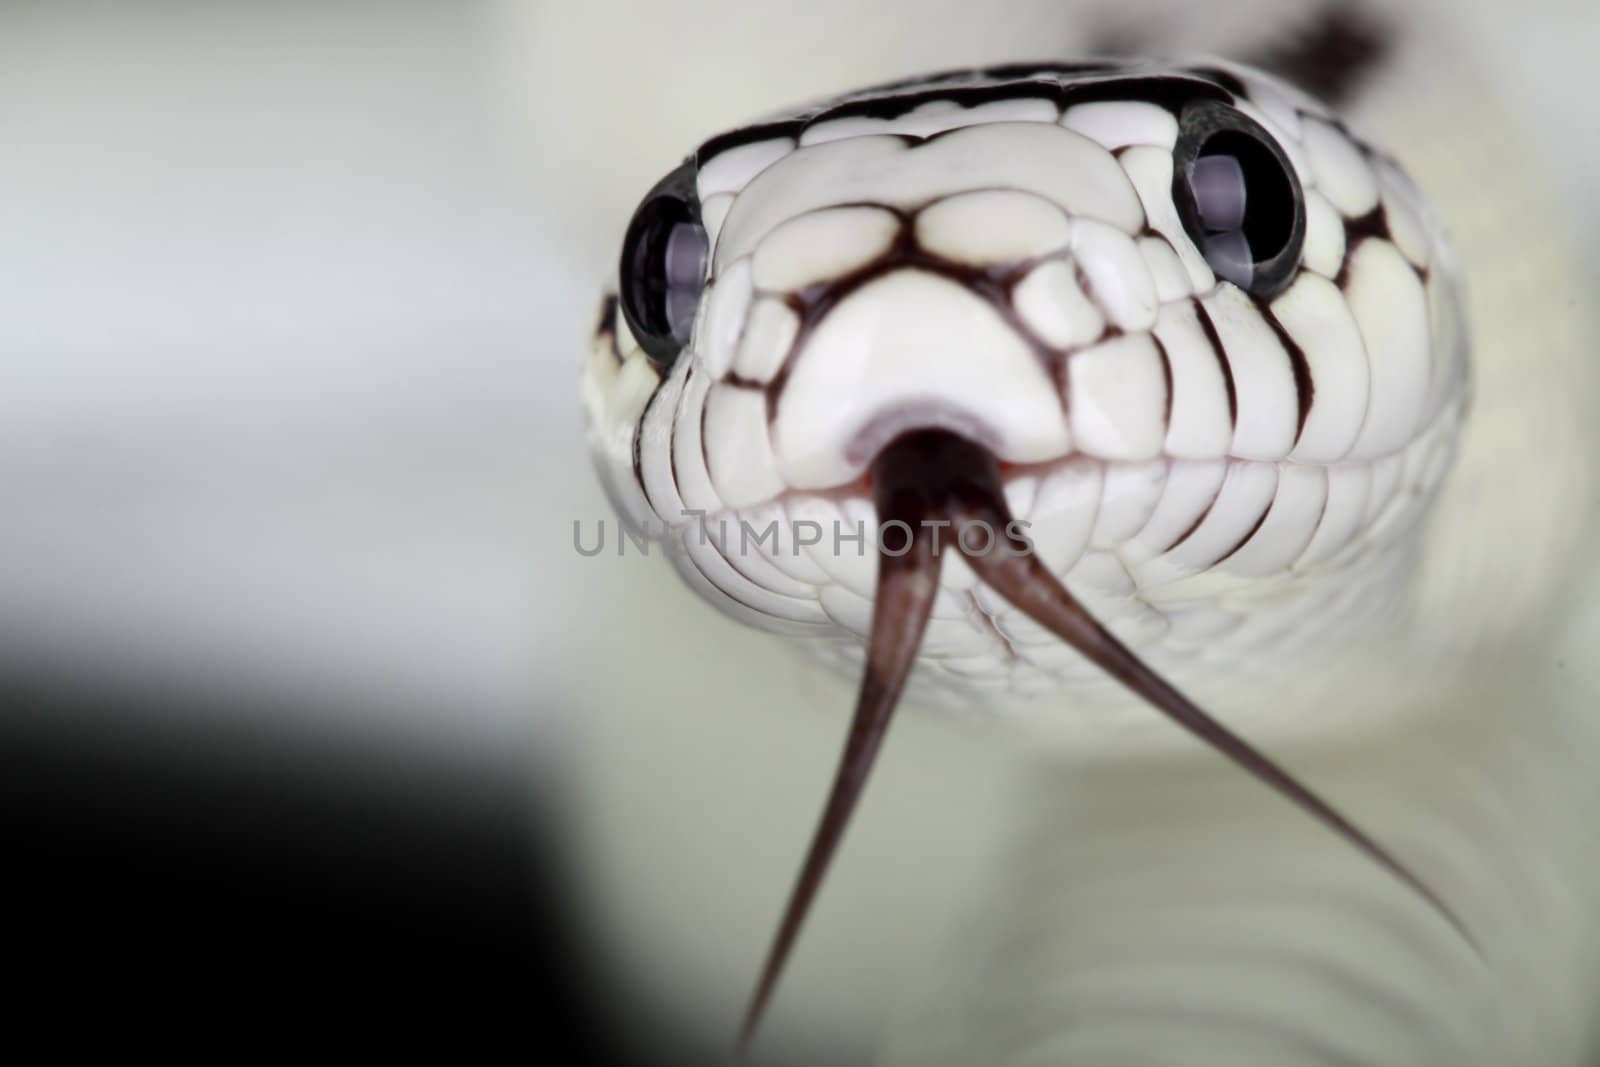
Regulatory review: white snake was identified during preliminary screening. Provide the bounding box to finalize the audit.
[587,57,1466,698]
[576,7,1594,1062]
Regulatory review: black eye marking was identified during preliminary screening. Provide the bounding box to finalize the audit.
[1172,99,1306,298]
[618,158,709,369]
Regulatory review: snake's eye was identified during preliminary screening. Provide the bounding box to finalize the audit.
[1173,99,1306,298]
[619,159,708,369]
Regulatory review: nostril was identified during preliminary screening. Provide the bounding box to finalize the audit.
[845,404,1005,479]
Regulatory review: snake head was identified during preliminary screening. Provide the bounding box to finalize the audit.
[586,59,1467,703]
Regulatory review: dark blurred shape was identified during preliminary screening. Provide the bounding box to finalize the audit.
[1090,2,1392,108]
[0,669,679,1063]
[1239,3,1392,105]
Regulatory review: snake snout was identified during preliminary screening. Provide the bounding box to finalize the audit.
[711,196,1172,494]
[771,267,1074,489]
[689,127,1190,501]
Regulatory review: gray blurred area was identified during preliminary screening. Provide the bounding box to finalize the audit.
[3,1,1599,1065]
[0,2,555,745]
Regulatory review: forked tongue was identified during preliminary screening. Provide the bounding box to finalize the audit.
[736,429,1474,1058]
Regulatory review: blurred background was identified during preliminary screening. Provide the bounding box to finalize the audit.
[3,1,1598,1064]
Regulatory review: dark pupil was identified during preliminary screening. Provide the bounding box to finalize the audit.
[1189,130,1294,288]
[624,196,707,352]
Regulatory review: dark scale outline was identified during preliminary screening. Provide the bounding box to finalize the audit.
[1214,473,1282,567]
[1164,482,1223,555]
[593,293,620,359]
[1192,296,1241,429]
[764,202,1096,428]
[1261,302,1318,444]
[1152,332,1176,430]
[630,388,650,500]
[696,70,1235,165]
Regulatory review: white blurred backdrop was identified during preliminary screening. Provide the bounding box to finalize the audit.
[3,2,1599,1065]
